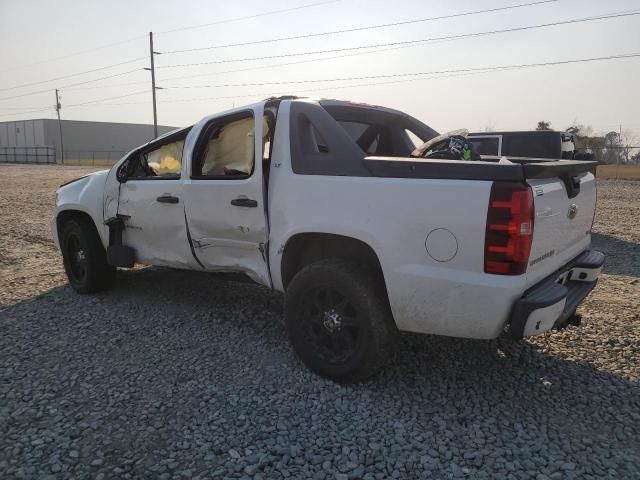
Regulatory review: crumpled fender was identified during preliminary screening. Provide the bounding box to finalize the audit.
[52,170,110,249]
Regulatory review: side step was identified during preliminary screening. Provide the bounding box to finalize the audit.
[105,216,135,268]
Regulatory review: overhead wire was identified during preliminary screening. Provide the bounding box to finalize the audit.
[2,36,148,74]
[155,11,640,69]
[156,0,340,35]
[158,53,640,90]
[64,90,150,108]
[149,9,640,85]
[0,68,146,103]
[3,0,338,73]
[0,90,150,118]
[0,1,346,99]
[58,1,570,91]
[0,58,147,93]
[2,4,638,122]
[3,53,638,118]
[162,0,559,54]
[5,1,600,97]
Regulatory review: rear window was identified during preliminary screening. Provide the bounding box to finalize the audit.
[469,137,500,156]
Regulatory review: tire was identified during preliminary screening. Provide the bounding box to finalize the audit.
[284,259,396,382]
[61,218,115,293]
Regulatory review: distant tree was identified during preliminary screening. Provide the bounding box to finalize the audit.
[620,130,639,165]
[536,121,551,131]
[564,124,640,164]
[564,123,602,162]
[603,131,622,165]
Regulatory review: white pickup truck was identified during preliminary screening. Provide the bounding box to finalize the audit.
[52,96,604,382]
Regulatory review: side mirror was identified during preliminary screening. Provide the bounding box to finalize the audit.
[116,160,129,183]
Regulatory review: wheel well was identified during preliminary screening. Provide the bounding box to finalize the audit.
[56,210,100,245]
[281,233,384,290]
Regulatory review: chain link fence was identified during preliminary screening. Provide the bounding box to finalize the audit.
[62,150,126,167]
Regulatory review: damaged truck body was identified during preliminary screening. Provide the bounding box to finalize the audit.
[52,97,604,382]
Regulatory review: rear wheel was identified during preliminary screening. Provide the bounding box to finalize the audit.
[61,218,115,293]
[285,259,396,382]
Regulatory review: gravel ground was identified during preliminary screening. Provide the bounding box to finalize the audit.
[0,164,638,480]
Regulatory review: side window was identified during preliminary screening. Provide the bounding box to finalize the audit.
[262,114,274,161]
[193,114,257,178]
[129,137,185,179]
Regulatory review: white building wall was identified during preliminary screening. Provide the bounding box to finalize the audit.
[1,119,176,164]
[0,120,45,147]
[0,120,49,163]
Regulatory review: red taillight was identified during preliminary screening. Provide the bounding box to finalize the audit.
[485,182,534,275]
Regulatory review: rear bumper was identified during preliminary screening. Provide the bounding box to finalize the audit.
[508,249,605,338]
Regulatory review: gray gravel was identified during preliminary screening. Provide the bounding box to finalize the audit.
[1,164,639,479]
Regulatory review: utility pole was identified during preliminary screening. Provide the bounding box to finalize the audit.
[145,32,160,139]
[55,89,65,164]
[615,124,622,180]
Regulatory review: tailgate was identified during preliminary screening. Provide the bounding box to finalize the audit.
[524,161,597,282]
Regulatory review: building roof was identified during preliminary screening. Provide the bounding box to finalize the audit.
[0,118,178,129]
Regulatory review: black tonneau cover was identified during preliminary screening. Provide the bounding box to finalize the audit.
[363,157,597,183]
[522,160,598,180]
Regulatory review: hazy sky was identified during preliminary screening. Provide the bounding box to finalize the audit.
[1,0,639,135]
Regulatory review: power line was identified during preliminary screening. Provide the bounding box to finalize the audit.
[17,71,493,110]
[0,90,150,118]
[156,11,640,70]
[39,1,562,92]
[156,0,340,35]
[155,40,451,85]
[163,0,558,54]
[160,53,640,89]
[0,2,343,98]
[31,8,638,95]
[0,69,145,102]
[2,35,147,74]
[3,0,337,73]
[60,68,145,90]
[0,68,147,101]
[0,57,147,93]
[105,63,582,107]
[153,8,638,85]
[63,80,155,91]
[3,54,637,120]
[102,53,632,108]
[65,43,411,91]
[148,70,513,105]
[64,90,149,108]
[0,88,56,103]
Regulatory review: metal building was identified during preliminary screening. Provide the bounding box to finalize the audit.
[0,119,177,165]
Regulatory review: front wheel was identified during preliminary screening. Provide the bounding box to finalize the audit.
[285,259,396,382]
[61,218,115,293]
